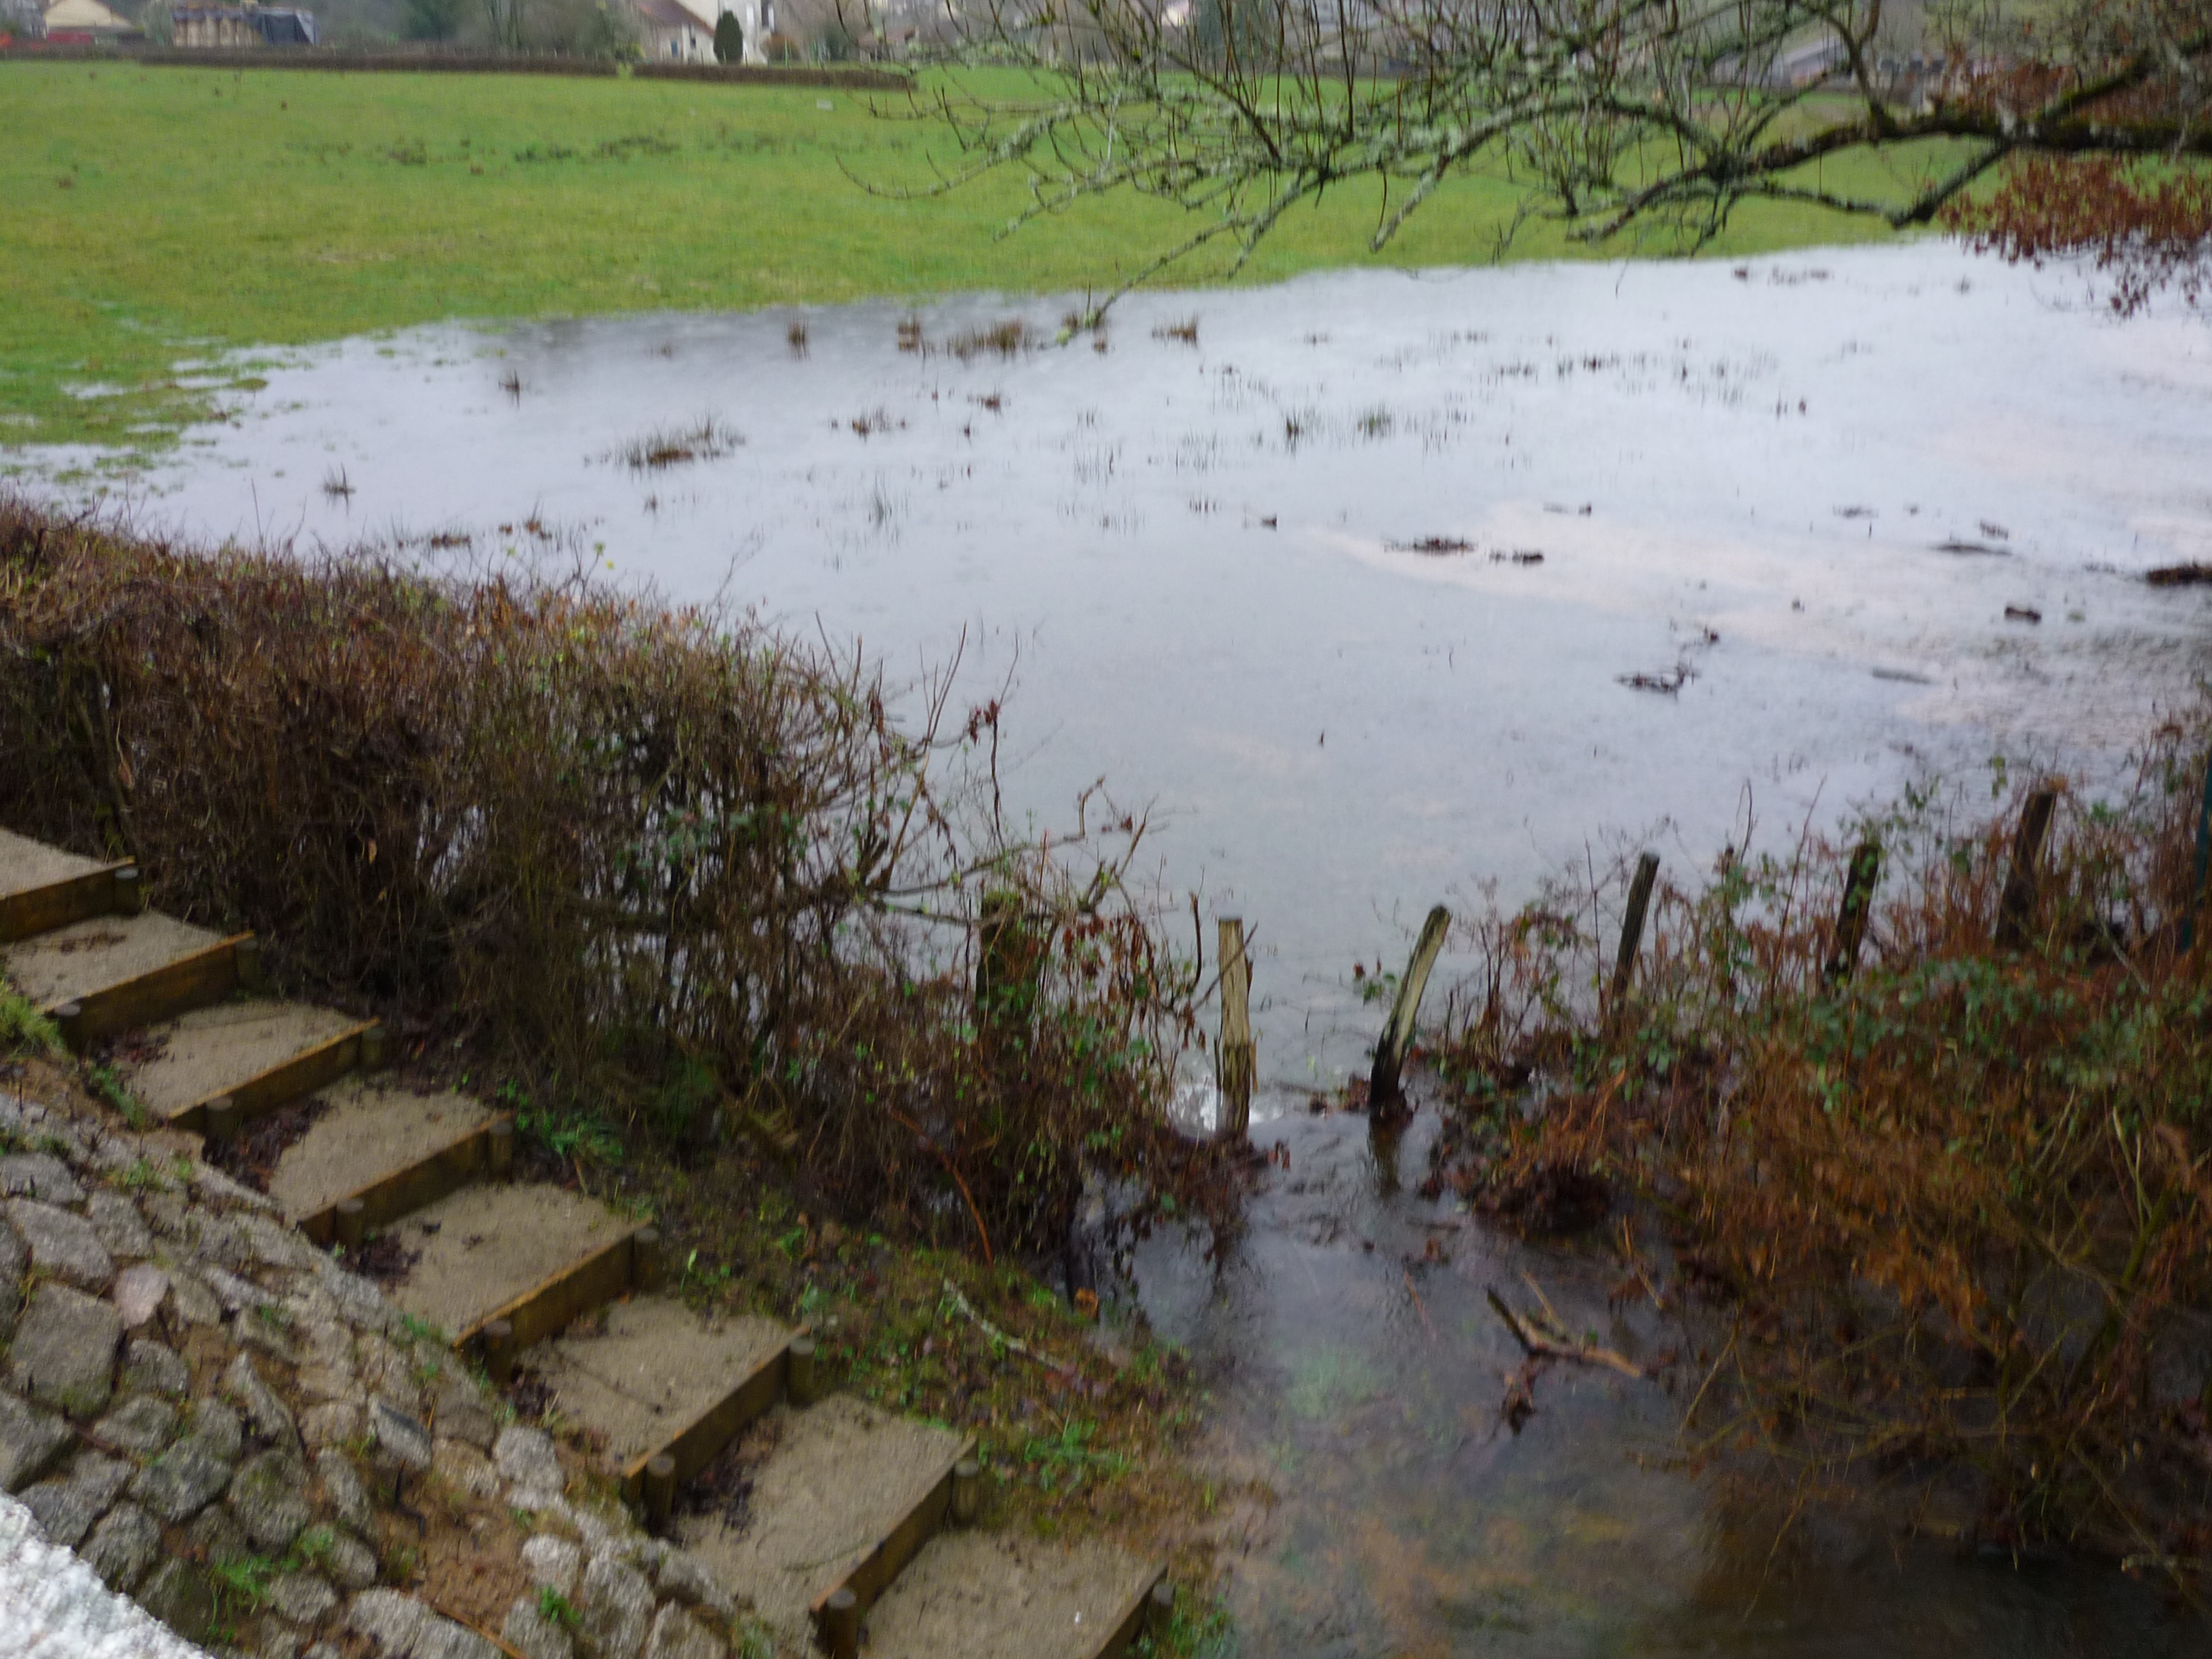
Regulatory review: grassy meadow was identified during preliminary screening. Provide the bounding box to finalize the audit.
[3,62,1939,450]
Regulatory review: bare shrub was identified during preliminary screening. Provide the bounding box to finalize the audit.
[0,495,1237,1257]
[1427,728,2212,1566]
[611,417,741,471]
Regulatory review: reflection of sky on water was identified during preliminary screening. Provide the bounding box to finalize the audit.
[37,243,2212,1090]
[26,242,2212,1654]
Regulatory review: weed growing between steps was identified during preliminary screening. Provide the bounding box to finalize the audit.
[1424,711,2212,1579]
[0,494,1242,1265]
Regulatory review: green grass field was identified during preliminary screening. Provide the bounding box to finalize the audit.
[2,62,1938,451]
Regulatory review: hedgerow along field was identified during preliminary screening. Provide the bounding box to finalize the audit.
[1,60,1929,453]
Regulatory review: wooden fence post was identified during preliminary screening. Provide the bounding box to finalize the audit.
[1369,905,1451,1120]
[1216,917,1253,1145]
[1609,852,1660,1007]
[1822,841,1883,986]
[1994,787,2058,951]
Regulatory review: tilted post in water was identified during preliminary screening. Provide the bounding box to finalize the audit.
[1216,916,1254,1144]
[975,888,1034,1029]
[1609,851,1661,1008]
[1370,904,1451,1120]
[1822,841,1883,986]
[1994,787,2059,951]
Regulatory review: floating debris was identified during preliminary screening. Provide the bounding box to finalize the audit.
[1833,505,1876,519]
[2147,564,2212,587]
[2005,605,2043,623]
[612,416,740,470]
[1491,549,1544,565]
[1934,539,2010,556]
[1392,535,1474,555]
[1618,663,1693,695]
[1979,520,2011,539]
[1872,667,1936,684]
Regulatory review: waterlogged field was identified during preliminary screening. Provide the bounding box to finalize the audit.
[0,60,1925,449]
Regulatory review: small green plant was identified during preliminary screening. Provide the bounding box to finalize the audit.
[0,987,63,1057]
[255,1302,295,1332]
[208,1553,276,1617]
[537,1587,580,1629]
[82,1060,151,1128]
[398,1312,447,1348]
[517,1100,625,1168]
[117,1155,169,1193]
[1021,1417,1128,1492]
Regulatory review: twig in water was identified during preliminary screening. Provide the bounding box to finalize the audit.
[1487,1287,1648,1379]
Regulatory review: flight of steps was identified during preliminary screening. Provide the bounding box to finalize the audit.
[0,826,1166,1659]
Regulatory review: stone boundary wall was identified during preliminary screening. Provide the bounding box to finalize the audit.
[0,1063,764,1659]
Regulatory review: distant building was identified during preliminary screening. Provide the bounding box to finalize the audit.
[35,0,141,41]
[633,0,769,62]
[171,3,319,45]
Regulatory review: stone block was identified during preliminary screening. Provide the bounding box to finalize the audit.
[504,1596,579,1659]
[432,1437,501,1501]
[303,1401,363,1450]
[167,1267,224,1326]
[226,1351,302,1448]
[0,1214,24,1340]
[268,1572,341,1626]
[190,1395,245,1460]
[82,1500,162,1591]
[575,1551,655,1659]
[494,1425,564,1504]
[316,1448,375,1533]
[131,1433,237,1523]
[0,1387,72,1491]
[9,1282,122,1416]
[523,1534,583,1598]
[113,1262,171,1330]
[652,1552,738,1622]
[370,1397,433,1473]
[21,1449,131,1547]
[121,1336,192,1397]
[433,1376,497,1451]
[321,1528,381,1592]
[140,1558,217,1643]
[96,1392,180,1456]
[229,1448,316,1551]
[188,1500,252,1568]
[642,1605,724,1659]
[6,1197,115,1291]
[0,1153,84,1204]
[86,1190,155,1258]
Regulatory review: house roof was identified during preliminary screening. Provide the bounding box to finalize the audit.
[632,0,708,27]
[659,0,720,28]
[43,0,131,28]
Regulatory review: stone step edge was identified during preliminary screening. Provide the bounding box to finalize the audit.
[617,1332,795,1504]
[0,855,131,944]
[1080,1562,1170,1659]
[48,931,254,1049]
[810,1432,979,1643]
[167,1016,381,1136]
[453,1222,649,1354]
[296,1109,514,1246]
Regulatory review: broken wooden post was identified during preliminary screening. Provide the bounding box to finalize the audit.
[821,1589,859,1659]
[334,1198,367,1253]
[205,1094,241,1148]
[1822,841,1883,985]
[1609,851,1660,1006]
[1216,917,1254,1144]
[360,1022,388,1071]
[1145,1580,1176,1641]
[643,1454,676,1533]
[487,1119,514,1180]
[111,866,142,915]
[483,1318,514,1388]
[1994,787,2058,951]
[951,1456,981,1525]
[632,1227,663,1294]
[54,1001,84,1051]
[787,1334,818,1406]
[1369,905,1451,1119]
[235,936,264,992]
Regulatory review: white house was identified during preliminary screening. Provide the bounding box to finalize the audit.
[636,0,772,61]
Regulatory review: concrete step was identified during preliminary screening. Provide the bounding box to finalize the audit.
[382,1179,634,1343]
[0,827,127,943]
[524,1296,790,1480]
[865,1533,1162,1659]
[0,909,249,1044]
[676,1396,971,1652]
[112,998,370,1128]
[268,1076,498,1231]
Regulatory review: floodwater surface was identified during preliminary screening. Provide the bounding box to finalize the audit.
[22,241,2212,1654]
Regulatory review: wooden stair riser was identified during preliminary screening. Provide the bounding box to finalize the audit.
[169,1020,380,1136]
[455,1227,645,1353]
[809,1437,977,1638]
[1084,1570,1168,1659]
[298,1113,512,1247]
[0,860,131,945]
[52,934,253,1049]
[618,1340,792,1504]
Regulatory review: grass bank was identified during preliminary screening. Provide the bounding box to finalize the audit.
[1427,724,2212,1577]
[1,61,1931,451]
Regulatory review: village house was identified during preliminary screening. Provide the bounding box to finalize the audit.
[169,1,318,44]
[9,0,142,41]
[631,0,770,61]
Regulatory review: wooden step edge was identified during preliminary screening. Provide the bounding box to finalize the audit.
[0,859,131,945]
[1078,1563,1169,1659]
[45,932,251,1050]
[616,1335,794,1504]
[808,1433,979,1636]
[168,1018,380,1136]
[453,1225,643,1355]
[296,1111,512,1248]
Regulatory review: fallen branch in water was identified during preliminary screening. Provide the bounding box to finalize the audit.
[1487,1287,1648,1379]
[941,1277,1074,1376]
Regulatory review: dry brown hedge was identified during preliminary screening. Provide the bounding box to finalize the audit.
[0,497,1233,1256]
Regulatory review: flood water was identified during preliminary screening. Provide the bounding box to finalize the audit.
[25,240,2212,1653]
